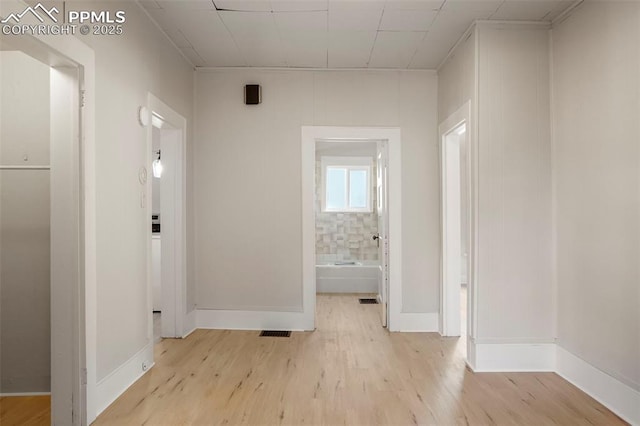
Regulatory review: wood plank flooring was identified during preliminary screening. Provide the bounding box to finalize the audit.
[0,395,50,426]
[94,293,625,425]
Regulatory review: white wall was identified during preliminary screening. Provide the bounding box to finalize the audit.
[552,1,640,390]
[438,29,476,123]
[0,51,50,393]
[476,23,554,341]
[65,1,194,382]
[439,23,554,344]
[194,69,439,314]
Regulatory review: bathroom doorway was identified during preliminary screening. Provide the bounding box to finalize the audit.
[146,95,187,341]
[302,127,403,332]
[314,139,386,327]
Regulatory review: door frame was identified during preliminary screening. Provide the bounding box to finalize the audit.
[0,3,97,423]
[438,102,476,345]
[376,141,390,327]
[146,94,189,339]
[301,126,403,331]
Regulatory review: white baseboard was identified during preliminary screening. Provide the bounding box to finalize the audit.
[95,342,154,416]
[196,309,313,331]
[0,392,51,396]
[471,341,556,372]
[389,312,439,332]
[465,342,639,423]
[556,346,640,425]
[183,310,197,338]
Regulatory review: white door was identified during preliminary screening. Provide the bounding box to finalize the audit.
[377,142,389,327]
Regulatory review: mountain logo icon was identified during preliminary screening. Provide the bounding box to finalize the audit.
[1,3,59,24]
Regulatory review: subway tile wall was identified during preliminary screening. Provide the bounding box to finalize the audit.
[315,160,379,264]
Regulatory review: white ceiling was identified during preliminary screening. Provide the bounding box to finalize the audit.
[139,0,578,69]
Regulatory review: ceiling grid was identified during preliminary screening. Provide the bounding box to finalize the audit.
[138,0,579,69]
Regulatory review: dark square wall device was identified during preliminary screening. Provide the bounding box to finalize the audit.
[245,84,261,105]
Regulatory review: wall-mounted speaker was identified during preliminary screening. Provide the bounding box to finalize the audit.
[245,84,261,105]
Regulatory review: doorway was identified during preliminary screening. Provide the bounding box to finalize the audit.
[313,139,388,328]
[302,126,402,331]
[0,29,95,424]
[439,102,473,353]
[146,95,187,341]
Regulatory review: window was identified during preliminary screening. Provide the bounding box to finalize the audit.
[321,156,373,212]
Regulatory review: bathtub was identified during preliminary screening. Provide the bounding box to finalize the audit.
[316,261,380,293]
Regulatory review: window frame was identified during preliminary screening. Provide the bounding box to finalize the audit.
[320,156,373,213]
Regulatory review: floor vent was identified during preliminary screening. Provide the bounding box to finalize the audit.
[359,298,378,304]
[259,330,291,337]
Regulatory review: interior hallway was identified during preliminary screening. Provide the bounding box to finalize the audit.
[92,293,623,425]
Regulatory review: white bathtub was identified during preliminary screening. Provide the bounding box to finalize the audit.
[316,261,380,293]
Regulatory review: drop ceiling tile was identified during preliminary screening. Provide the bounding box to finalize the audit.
[328,1,385,31]
[441,0,502,16]
[406,9,473,68]
[328,31,377,67]
[213,0,273,11]
[369,31,425,68]
[273,11,327,32]
[161,9,229,40]
[409,27,462,68]
[151,9,245,66]
[490,1,569,21]
[379,8,438,31]
[383,0,444,10]
[271,0,328,11]
[218,11,287,66]
[546,0,576,21]
[281,31,328,67]
[274,12,327,66]
[427,8,481,37]
[196,42,247,66]
[154,0,217,10]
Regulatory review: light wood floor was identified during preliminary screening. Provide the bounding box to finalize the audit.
[0,395,50,426]
[93,293,625,425]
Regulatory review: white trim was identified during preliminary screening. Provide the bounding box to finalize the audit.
[197,67,438,74]
[302,127,403,331]
[556,346,640,425]
[95,343,154,417]
[196,309,311,331]
[474,20,551,29]
[438,102,473,339]
[470,341,556,372]
[390,313,439,333]
[0,392,51,397]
